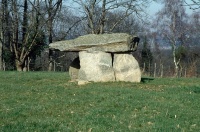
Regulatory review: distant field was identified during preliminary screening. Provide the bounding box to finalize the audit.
[0,71,200,131]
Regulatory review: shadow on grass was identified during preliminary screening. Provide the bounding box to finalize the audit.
[193,86,200,94]
[141,77,154,83]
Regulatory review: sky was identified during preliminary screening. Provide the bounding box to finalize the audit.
[67,0,198,18]
[147,1,162,16]
[147,0,196,17]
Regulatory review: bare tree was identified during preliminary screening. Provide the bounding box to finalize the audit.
[53,6,84,40]
[0,39,2,70]
[183,11,200,77]
[45,0,62,44]
[0,0,4,70]
[189,12,200,42]
[0,0,11,70]
[73,0,149,34]
[9,0,43,71]
[44,0,62,71]
[155,0,189,77]
[107,12,143,34]
[0,0,64,71]
[184,0,200,10]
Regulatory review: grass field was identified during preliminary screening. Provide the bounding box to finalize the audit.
[0,71,200,131]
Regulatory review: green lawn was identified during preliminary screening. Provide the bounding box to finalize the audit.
[0,72,200,131]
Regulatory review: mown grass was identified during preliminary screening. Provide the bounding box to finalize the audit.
[0,71,200,131]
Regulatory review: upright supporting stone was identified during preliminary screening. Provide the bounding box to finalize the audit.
[69,57,80,81]
[113,54,141,82]
[78,51,115,83]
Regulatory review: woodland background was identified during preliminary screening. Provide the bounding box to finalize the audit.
[0,0,199,77]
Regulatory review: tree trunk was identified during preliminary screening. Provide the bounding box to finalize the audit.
[3,59,5,71]
[174,57,179,77]
[27,57,31,71]
[99,0,106,34]
[173,45,179,77]
[22,0,28,42]
[1,0,10,71]
[47,0,54,71]
[23,59,28,72]
[0,41,2,71]
[15,60,24,71]
[160,64,163,78]
[148,62,151,76]
[53,59,56,71]
[143,62,145,73]
[154,63,156,78]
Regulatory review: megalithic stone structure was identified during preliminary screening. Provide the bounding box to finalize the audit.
[49,33,141,85]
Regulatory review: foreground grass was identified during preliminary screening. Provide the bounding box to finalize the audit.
[0,72,200,131]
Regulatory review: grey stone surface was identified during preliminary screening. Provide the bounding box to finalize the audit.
[78,51,115,82]
[50,33,141,84]
[113,54,141,82]
[49,33,138,52]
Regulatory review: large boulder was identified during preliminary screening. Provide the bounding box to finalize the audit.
[49,33,139,52]
[113,54,141,82]
[78,51,115,82]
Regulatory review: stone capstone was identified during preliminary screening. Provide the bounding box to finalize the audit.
[78,51,115,82]
[49,33,139,52]
[113,54,141,82]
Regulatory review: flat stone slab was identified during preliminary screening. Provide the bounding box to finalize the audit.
[49,33,139,52]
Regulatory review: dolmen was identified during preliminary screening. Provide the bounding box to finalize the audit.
[49,33,141,85]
